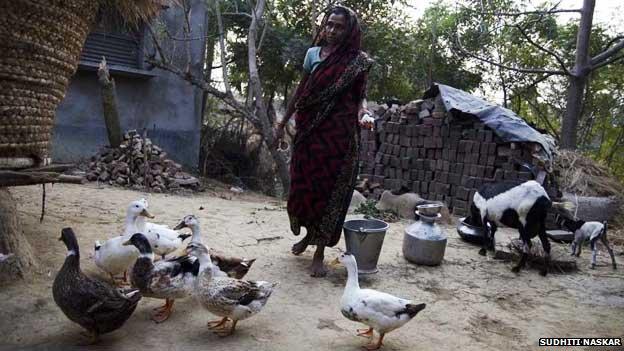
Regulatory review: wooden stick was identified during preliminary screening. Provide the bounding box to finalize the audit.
[40,184,46,222]
[0,171,84,187]
[22,163,75,173]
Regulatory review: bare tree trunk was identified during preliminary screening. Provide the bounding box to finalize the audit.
[310,4,319,40]
[561,0,595,150]
[203,9,217,85]
[146,2,292,195]
[182,0,193,75]
[214,0,231,94]
[0,188,37,282]
[427,18,437,87]
[597,122,607,155]
[606,127,624,166]
[498,51,508,108]
[247,0,290,194]
[97,58,122,148]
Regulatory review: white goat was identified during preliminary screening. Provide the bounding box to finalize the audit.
[558,217,617,270]
[470,180,573,276]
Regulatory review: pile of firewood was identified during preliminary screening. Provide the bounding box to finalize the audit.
[86,130,200,192]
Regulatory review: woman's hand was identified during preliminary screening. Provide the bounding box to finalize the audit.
[358,108,374,130]
[272,122,286,150]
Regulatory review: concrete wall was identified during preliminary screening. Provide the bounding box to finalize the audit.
[52,0,207,169]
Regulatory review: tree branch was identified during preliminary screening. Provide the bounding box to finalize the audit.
[606,127,624,166]
[474,9,581,16]
[222,11,252,18]
[523,95,561,140]
[146,17,260,126]
[146,24,168,65]
[514,25,571,75]
[601,35,624,53]
[210,58,236,69]
[455,35,568,75]
[590,39,624,67]
[146,57,260,126]
[256,8,270,53]
[591,54,624,70]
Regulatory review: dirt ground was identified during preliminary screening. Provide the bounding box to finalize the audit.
[1,183,623,351]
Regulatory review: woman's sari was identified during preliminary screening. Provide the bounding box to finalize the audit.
[287,7,374,247]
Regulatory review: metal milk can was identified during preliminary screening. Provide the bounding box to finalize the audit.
[402,204,447,266]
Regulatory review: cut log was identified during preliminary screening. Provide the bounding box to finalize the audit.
[173,177,200,186]
[561,193,619,222]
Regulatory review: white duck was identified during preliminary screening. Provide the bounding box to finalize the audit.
[186,242,276,336]
[129,199,190,259]
[116,199,151,236]
[94,200,155,283]
[332,252,426,350]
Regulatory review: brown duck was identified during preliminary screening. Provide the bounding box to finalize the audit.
[53,228,141,344]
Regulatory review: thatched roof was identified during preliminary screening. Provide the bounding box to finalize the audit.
[99,0,175,26]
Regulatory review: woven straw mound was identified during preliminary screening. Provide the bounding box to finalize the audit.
[553,150,624,198]
[0,0,98,159]
[554,150,624,235]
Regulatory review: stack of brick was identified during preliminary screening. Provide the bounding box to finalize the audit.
[359,95,539,217]
[358,128,377,178]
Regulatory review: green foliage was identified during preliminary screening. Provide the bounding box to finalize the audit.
[212,0,482,104]
[452,0,624,181]
[354,200,400,223]
[203,0,624,182]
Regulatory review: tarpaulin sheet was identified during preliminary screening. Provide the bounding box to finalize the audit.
[424,83,554,160]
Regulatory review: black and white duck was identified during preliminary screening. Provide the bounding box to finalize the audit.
[123,233,198,323]
[53,228,141,344]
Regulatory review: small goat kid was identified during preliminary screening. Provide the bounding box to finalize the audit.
[558,217,617,270]
[470,180,571,276]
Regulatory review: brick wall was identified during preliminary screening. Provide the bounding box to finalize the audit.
[359,95,539,217]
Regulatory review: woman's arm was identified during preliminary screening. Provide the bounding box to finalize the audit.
[279,72,309,128]
[355,72,373,129]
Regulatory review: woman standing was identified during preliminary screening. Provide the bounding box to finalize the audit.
[275,6,374,277]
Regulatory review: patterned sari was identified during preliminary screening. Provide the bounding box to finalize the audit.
[287,8,374,247]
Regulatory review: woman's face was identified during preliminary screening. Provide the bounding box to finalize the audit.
[325,13,347,46]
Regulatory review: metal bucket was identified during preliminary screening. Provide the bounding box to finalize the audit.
[343,219,389,274]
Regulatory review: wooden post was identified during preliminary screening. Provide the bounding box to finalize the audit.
[0,188,37,281]
[97,57,123,148]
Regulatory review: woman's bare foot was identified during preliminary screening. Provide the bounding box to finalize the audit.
[291,235,310,256]
[310,245,328,277]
